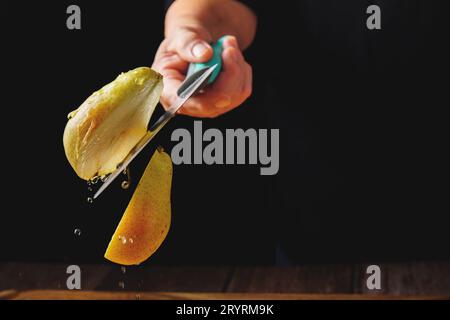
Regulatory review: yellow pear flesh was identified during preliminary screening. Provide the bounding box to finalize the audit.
[104,147,172,265]
[63,67,163,180]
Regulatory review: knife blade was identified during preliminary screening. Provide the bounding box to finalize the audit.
[93,64,218,199]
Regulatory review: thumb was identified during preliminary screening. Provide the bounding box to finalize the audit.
[168,28,213,63]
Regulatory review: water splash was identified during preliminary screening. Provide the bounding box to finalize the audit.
[90,176,100,184]
[121,167,131,189]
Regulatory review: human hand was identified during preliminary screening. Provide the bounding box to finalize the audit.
[152,28,252,118]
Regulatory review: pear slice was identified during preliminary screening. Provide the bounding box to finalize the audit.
[104,147,172,265]
[63,67,163,180]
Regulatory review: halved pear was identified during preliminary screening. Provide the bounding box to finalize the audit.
[104,147,172,265]
[63,67,163,180]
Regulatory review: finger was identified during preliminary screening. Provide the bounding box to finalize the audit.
[241,62,253,99]
[152,50,189,110]
[153,39,169,63]
[152,52,188,75]
[222,35,240,50]
[166,27,213,63]
[177,46,245,114]
[153,61,185,109]
[207,46,245,105]
[159,77,183,109]
[177,101,224,118]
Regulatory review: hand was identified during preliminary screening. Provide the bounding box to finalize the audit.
[152,28,252,118]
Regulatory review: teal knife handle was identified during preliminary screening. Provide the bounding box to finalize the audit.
[186,36,226,85]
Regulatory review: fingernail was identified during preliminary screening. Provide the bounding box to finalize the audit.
[226,35,239,49]
[215,95,231,109]
[192,41,208,58]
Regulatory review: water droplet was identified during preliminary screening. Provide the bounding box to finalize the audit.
[87,197,93,203]
[87,187,93,192]
[74,228,82,236]
[67,110,77,119]
[87,180,92,186]
[135,294,141,300]
[121,181,130,189]
[118,235,127,244]
[118,281,125,289]
[129,238,134,244]
[121,266,126,274]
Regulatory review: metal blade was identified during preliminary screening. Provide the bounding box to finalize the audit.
[93,64,218,199]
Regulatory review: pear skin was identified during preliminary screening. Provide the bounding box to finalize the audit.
[63,67,163,180]
[104,147,172,265]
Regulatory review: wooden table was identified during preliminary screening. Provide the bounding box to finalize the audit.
[1,262,449,300]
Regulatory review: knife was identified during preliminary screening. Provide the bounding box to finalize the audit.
[93,37,226,199]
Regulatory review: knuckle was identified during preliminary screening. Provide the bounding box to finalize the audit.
[243,83,253,98]
[246,63,253,74]
[243,87,252,99]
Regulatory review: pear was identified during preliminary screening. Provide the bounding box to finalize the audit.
[104,147,172,265]
[63,67,163,180]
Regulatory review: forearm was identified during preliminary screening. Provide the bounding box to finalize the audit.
[165,0,257,49]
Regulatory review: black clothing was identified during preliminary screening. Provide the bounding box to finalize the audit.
[243,0,450,262]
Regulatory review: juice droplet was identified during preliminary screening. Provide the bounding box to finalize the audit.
[87,180,92,186]
[129,238,134,244]
[121,181,130,189]
[74,228,82,236]
[87,197,93,203]
[118,281,125,289]
[123,168,128,175]
[101,175,108,182]
[91,176,99,184]
[121,266,126,274]
[67,110,77,119]
[118,235,127,244]
[87,187,93,192]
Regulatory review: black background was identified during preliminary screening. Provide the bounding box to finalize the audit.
[1,1,449,265]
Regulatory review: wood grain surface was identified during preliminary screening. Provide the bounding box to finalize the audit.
[1,262,449,299]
